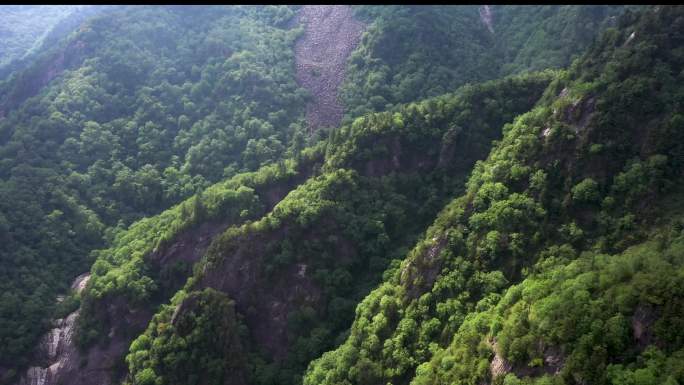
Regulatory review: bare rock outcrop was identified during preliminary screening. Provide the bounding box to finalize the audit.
[70,272,91,293]
[487,339,564,384]
[294,5,365,132]
[198,229,329,360]
[490,349,513,379]
[401,236,448,300]
[13,167,315,385]
[17,275,88,385]
[0,37,90,116]
[632,303,658,350]
[12,225,230,385]
[479,5,494,34]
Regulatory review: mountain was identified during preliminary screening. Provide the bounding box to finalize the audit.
[1,4,682,385]
[0,7,309,378]
[0,5,113,81]
[338,5,638,124]
[0,6,80,70]
[305,5,684,385]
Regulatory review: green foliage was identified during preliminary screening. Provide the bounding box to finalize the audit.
[0,6,79,69]
[123,72,552,385]
[125,288,246,385]
[304,6,684,385]
[572,178,600,203]
[492,5,640,75]
[413,229,684,385]
[340,5,633,124]
[0,5,307,367]
[77,157,309,348]
[340,6,497,122]
[2,5,682,385]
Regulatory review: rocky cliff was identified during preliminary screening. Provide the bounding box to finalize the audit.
[17,274,89,385]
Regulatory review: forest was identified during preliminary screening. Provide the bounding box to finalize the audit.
[0,4,682,385]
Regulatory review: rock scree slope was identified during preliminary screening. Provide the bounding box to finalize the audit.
[294,5,364,133]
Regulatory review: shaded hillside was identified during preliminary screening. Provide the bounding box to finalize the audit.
[12,148,322,385]
[0,5,309,377]
[339,5,633,123]
[115,73,552,385]
[0,6,112,82]
[490,5,637,75]
[0,6,79,70]
[0,5,677,385]
[305,5,684,385]
[0,5,623,378]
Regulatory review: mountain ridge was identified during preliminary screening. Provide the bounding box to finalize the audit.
[1,5,680,385]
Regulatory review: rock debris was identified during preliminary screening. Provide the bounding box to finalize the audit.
[294,5,365,133]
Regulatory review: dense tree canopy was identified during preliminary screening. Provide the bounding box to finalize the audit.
[0,4,309,368]
[1,5,682,385]
[305,6,684,385]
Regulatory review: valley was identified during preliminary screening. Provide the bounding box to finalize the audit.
[0,5,682,385]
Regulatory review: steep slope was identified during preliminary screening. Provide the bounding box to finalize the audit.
[15,274,90,385]
[490,5,639,75]
[0,5,112,81]
[0,6,637,375]
[9,72,549,385]
[12,148,321,385]
[339,5,633,123]
[1,5,675,385]
[121,73,552,385]
[0,5,312,376]
[304,5,684,385]
[412,222,684,385]
[0,6,80,70]
[294,5,364,132]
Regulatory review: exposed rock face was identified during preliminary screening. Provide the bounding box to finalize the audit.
[624,31,636,46]
[23,367,47,385]
[550,89,596,136]
[363,137,403,177]
[490,349,513,378]
[13,167,317,385]
[71,272,91,293]
[294,5,365,132]
[0,37,90,116]
[479,5,494,34]
[151,221,230,267]
[632,303,658,350]
[12,226,231,385]
[39,223,234,385]
[198,229,327,360]
[16,275,88,385]
[353,135,438,179]
[565,96,596,134]
[487,339,564,384]
[401,236,448,300]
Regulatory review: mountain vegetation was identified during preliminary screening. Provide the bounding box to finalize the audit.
[0,4,308,370]
[0,4,682,385]
[0,5,81,71]
[121,72,553,385]
[338,5,637,124]
[305,6,684,384]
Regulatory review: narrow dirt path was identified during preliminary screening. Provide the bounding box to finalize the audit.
[294,5,365,133]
